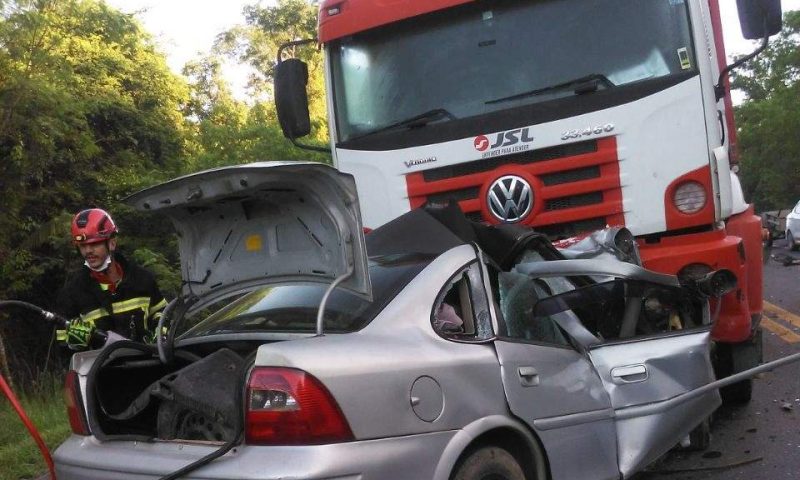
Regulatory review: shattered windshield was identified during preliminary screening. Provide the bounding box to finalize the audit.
[182,254,432,337]
[330,0,695,143]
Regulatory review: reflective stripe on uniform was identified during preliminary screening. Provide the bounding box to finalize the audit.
[56,330,67,341]
[112,297,151,336]
[111,297,151,314]
[79,308,109,325]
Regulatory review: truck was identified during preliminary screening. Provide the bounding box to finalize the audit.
[273,0,784,403]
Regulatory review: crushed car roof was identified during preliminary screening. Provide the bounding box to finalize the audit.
[366,202,565,268]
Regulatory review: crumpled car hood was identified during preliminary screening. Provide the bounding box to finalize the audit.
[124,161,371,306]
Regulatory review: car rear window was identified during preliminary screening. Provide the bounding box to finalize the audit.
[182,254,433,337]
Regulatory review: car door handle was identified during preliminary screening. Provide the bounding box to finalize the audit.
[610,364,648,384]
[518,366,540,387]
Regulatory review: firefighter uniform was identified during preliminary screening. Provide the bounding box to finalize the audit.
[56,253,167,348]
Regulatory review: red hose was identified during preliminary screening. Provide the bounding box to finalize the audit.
[0,374,56,480]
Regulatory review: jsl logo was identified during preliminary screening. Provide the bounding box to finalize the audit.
[474,127,534,152]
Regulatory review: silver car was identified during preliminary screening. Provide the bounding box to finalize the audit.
[55,162,723,480]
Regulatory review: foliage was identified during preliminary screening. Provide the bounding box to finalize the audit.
[0,0,189,391]
[0,0,189,303]
[182,52,329,172]
[732,10,800,211]
[214,0,330,147]
[0,0,330,395]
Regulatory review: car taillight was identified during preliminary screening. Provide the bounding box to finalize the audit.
[673,181,707,214]
[245,367,353,445]
[64,370,90,435]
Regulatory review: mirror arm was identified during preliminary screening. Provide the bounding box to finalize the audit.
[290,136,331,154]
[715,30,769,101]
[277,38,318,63]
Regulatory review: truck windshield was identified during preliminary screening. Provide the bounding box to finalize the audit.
[330,0,695,143]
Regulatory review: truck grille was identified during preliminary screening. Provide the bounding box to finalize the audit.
[406,137,624,239]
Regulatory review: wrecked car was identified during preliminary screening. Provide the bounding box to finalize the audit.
[54,161,730,480]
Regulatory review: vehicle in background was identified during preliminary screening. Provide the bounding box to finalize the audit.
[785,200,800,251]
[54,162,736,480]
[273,0,785,403]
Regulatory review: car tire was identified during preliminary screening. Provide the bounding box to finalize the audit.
[788,231,799,251]
[452,446,526,480]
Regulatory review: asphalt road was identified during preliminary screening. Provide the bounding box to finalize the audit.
[638,239,800,480]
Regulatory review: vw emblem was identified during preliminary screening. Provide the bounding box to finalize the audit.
[487,175,534,223]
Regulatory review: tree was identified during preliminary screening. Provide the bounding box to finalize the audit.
[0,0,188,383]
[732,10,800,211]
[214,0,330,146]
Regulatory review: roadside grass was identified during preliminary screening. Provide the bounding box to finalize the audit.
[0,374,69,480]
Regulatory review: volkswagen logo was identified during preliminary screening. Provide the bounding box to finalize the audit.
[487,175,534,223]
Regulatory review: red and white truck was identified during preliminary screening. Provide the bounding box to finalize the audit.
[274,0,783,402]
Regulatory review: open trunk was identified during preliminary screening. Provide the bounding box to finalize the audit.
[84,341,265,443]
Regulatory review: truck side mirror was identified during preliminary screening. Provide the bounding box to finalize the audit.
[274,58,311,139]
[737,0,782,40]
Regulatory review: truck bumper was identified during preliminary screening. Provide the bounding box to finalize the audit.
[638,207,763,343]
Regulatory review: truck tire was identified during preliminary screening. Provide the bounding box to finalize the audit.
[686,417,711,451]
[716,328,763,404]
[452,446,526,480]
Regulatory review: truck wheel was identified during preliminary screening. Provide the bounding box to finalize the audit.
[716,328,762,404]
[452,446,526,480]
[720,376,752,404]
[686,417,711,451]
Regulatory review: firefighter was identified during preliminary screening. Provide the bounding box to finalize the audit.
[56,208,167,349]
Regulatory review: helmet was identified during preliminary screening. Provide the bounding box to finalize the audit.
[71,208,118,245]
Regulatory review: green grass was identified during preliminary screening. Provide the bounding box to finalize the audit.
[0,377,70,480]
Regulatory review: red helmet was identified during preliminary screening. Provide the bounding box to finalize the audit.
[71,208,118,245]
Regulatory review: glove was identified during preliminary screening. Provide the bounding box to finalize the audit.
[66,321,95,350]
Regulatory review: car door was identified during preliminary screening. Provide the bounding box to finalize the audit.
[490,267,620,480]
[509,259,719,479]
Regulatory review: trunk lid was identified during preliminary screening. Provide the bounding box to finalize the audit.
[124,162,371,306]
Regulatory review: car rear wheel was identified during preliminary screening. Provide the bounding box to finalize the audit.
[452,446,526,480]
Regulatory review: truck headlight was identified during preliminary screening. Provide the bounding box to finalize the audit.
[673,181,707,214]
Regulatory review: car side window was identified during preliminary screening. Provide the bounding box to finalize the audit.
[497,271,571,347]
[432,262,493,340]
[795,201,800,214]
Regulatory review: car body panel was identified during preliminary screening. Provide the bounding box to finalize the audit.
[124,162,371,305]
[54,430,456,480]
[495,340,620,480]
[253,246,510,440]
[54,166,725,480]
[589,331,719,477]
[786,200,800,246]
[497,257,717,479]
